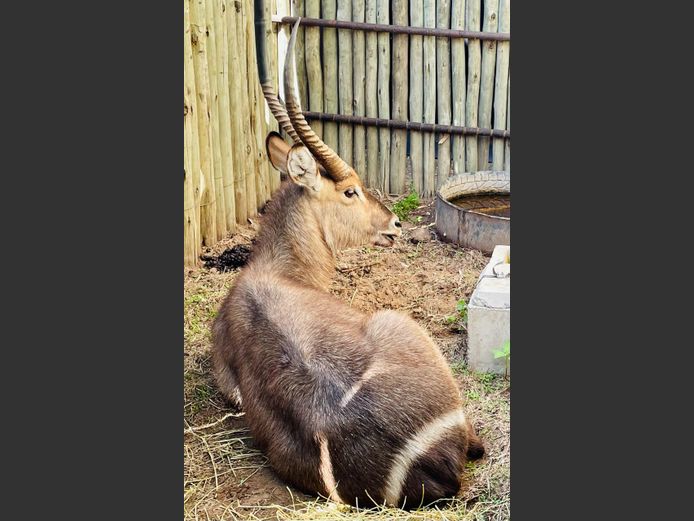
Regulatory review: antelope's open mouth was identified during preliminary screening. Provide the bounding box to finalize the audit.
[375,233,397,247]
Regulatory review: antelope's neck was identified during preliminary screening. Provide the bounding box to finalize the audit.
[247,184,336,290]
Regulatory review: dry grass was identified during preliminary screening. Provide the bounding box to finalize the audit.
[184,202,510,521]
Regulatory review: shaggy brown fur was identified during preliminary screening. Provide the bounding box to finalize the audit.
[211,134,483,508]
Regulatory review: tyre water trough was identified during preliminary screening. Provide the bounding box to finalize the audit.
[435,171,510,254]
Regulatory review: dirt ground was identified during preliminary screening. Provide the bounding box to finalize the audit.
[184,197,510,520]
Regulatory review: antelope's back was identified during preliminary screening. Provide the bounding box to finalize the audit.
[214,271,474,506]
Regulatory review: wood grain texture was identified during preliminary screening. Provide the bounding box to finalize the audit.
[337,0,354,165]
[492,0,509,171]
[389,0,408,194]
[190,0,217,245]
[451,0,466,175]
[477,0,499,170]
[364,0,379,188]
[321,0,339,151]
[352,0,367,176]
[422,0,436,197]
[436,0,451,187]
[305,0,323,138]
[465,0,481,172]
[409,0,423,194]
[204,0,227,240]
[376,0,390,192]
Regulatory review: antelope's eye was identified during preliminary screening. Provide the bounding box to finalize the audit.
[344,189,356,198]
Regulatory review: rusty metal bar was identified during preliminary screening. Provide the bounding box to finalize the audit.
[302,111,511,139]
[272,15,511,41]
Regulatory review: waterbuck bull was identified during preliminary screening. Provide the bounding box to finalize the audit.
[211,19,484,509]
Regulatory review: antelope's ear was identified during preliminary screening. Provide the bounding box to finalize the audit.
[266,131,291,173]
[286,144,322,191]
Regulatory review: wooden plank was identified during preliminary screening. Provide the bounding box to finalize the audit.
[409,0,424,195]
[216,0,237,231]
[492,0,509,171]
[376,0,390,193]
[504,72,510,172]
[465,0,481,172]
[477,0,499,170]
[185,0,202,227]
[451,0,466,174]
[436,0,452,187]
[227,3,247,222]
[292,0,308,110]
[364,0,379,189]
[268,0,282,192]
[204,0,227,240]
[305,0,323,139]
[422,0,436,197]
[390,0,408,194]
[321,0,339,152]
[184,0,201,265]
[240,0,258,216]
[352,0,367,177]
[337,0,354,165]
[190,0,217,246]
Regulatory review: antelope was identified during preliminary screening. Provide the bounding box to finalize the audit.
[211,18,484,509]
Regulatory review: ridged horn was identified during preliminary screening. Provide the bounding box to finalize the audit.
[284,19,352,182]
[254,0,299,142]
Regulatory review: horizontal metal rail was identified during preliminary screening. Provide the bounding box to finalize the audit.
[302,111,510,139]
[272,15,511,41]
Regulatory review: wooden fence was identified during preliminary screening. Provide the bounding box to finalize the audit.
[184,0,510,266]
[279,0,510,197]
[184,0,281,266]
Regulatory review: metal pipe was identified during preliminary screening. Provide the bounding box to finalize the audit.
[272,15,511,41]
[302,111,511,139]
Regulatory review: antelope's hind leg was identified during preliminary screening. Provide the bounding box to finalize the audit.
[211,316,243,408]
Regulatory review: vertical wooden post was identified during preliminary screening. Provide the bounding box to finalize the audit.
[451,0,466,174]
[364,0,379,189]
[390,0,408,194]
[337,0,354,165]
[189,0,217,246]
[240,0,258,217]
[305,0,323,139]
[492,0,510,171]
[267,0,282,192]
[204,0,227,241]
[184,0,201,265]
[292,0,309,109]
[227,3,248,223]
[465,0,481,172]
[352,0,367,177]
[184,95,201,266]
[422,0,436,197]
[321,0,339,152]
[409,0,424,195]
[477,0,499,170]
[217,0,237,231]
[504,73,510,172]
[376,0,390,193]
[436,0,451,188]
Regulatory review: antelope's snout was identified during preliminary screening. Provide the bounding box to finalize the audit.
[375,214,402,247]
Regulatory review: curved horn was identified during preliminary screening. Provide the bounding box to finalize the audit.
[254,0,299,142]
[284,19,352,182]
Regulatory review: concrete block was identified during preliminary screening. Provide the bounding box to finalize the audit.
[468,245,510,374]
